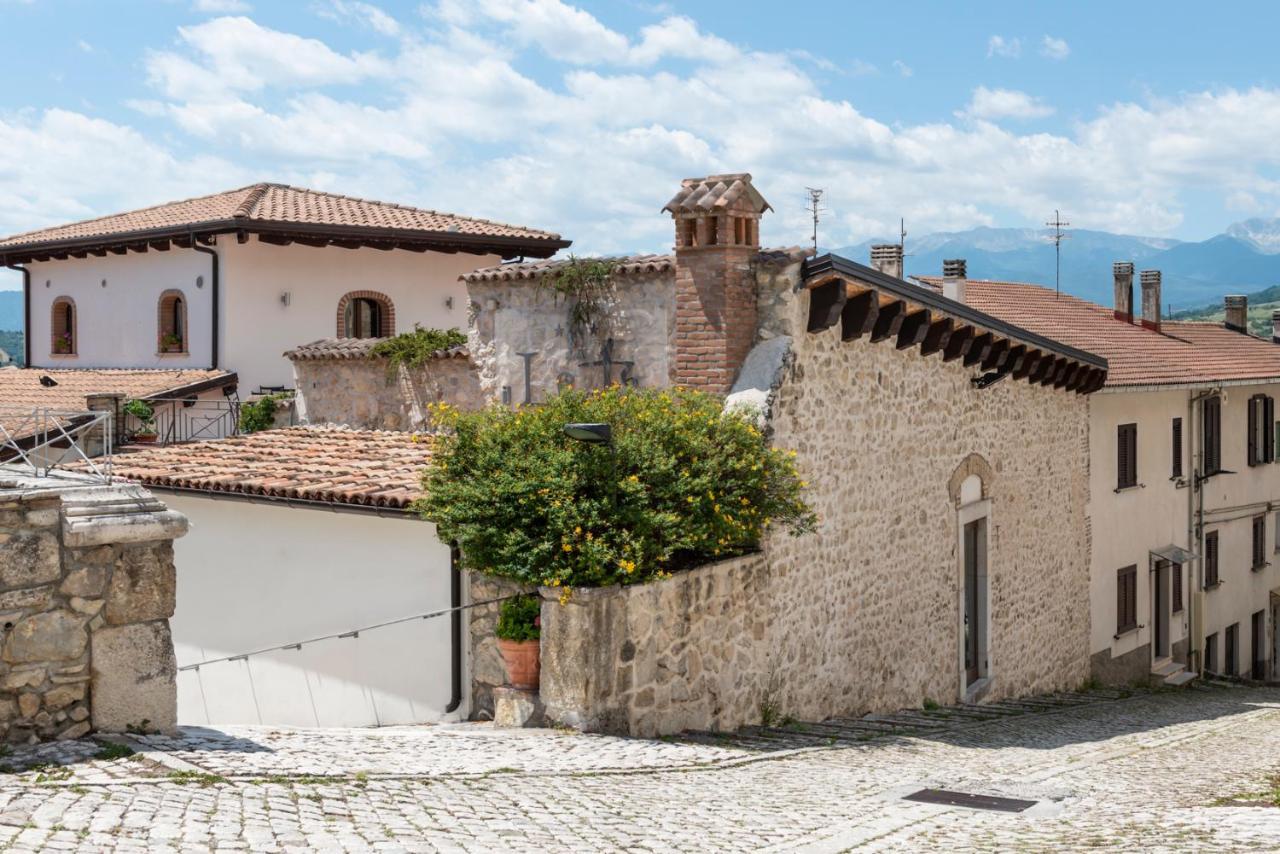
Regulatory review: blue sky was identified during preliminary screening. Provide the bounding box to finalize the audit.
[2,0,1280,290]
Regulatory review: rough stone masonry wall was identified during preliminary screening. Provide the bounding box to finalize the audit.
[293,357,484,429]
[538,258,1091,736]
[0,479,186,742]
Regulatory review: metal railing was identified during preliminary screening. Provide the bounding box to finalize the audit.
[0,408,113,483]
[144,396,243,445]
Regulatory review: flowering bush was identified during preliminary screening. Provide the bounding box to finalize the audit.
[415,386,815,589]
[495,595,541,641]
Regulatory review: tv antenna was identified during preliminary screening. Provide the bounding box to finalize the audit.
[1045,210,1070,297]
[806,188,825,254]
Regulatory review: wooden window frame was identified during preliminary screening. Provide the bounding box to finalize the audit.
[1247,394,1274,465]
[335,291,396,339]
[1116,564,1138,635]
[1171,417,1183,479]
[1204,531,1220,589]
[49,296,77,357]
[1116,423,1138,491]
[156,289,188,355]
[1171,562,1183,613]
[1203,396,1222,475]
[1253,515,1268,571]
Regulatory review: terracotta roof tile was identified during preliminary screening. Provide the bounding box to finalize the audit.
[663,174,772,214]
[915,276,1280,388]
[0,368,234,414]
[283,337,469,361]
[0,183,564,253]
[107,426,432,509]
[462,254,674,284]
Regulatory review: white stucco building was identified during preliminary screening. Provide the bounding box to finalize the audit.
[919,261,1280,684]
[0,183,568,394]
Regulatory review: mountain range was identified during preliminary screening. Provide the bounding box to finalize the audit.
[834,217,1280,313]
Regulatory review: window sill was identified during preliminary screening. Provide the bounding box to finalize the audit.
[1252,563,1270,573]
[1114,624,1143,640]
[48,353,77,359]
[156,351,189,357]
[1114,483,1145,494]
[1203,581,1223,591]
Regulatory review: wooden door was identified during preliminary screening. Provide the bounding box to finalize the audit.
[963,520,983,686]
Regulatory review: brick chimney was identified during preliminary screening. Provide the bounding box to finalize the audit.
[1272,310,1280,344]
[1139,270,1162,332]
[1225,295,1249,333]
[1113,262,1134,323]
[942,258,966,303]
[870,244,903,279]
[664,174,772,394]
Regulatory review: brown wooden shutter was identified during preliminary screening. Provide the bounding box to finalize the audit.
[1205,532,1219,587]
[1172,417,1183,478]
[1117,424,1137,489]
[1172,563,1183,613]
[1254,516,1266,569]
[1204,397,1221,474]
[1267,396,1276,463]
[1249,395,1259,466]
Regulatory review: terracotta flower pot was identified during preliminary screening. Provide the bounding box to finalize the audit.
[132,433,158,444]
[497,638,541,691]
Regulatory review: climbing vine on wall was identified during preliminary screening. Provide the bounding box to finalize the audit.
[536,256,618,346]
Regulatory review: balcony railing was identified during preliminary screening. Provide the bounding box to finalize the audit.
[0,408,113,483]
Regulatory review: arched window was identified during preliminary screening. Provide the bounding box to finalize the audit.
[157,290,188,353]
[50,297,76,356]
[336,291,395,338]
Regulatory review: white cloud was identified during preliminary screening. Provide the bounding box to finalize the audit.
[962,86,1054,120]
[891,59,912,77]
[193,0,251,12]
[318,1,401,37]
[848,59,878,77]
[986,35,1021,59]
[76,39,92,53]
[1040,35,1070,60]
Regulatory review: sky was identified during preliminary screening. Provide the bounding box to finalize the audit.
[3,0,1280,290]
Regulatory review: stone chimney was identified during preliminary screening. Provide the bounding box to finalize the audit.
[1225,295,1249,333]
[663,174,771,394]
[1113,262,1134,323]
[942,258,966,303]
[1272,310,1280,344]
[870,244,903,279]
[1139,270,1162,332]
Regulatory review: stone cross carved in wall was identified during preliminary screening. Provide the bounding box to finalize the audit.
[579,338,637,388]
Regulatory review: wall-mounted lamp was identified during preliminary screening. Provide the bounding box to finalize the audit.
[196,275,205,289]
[280,291,291,307]
[444,296,454,310]
[563,423,612,445]
[100,279,107,288]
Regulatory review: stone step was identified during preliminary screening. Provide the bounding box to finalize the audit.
[1151,658,1181,677]
[1165,670,1197,687]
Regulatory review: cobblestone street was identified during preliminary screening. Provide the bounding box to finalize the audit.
[0,685,1275,851]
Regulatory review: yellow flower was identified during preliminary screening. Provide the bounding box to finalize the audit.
[687,496,695,503]
[574,526,582,535]
[562,543,573,552]
[627,474,640,483]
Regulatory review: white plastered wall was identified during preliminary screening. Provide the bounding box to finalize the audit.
[165,494,461,727]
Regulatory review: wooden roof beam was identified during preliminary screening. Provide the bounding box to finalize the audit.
[841,290,878,341]
[895,309,932,350]
[1055,362,1082,389]
[942,325,974,362]
[962,332,994,367]
[981,339,1010,371]
[149,239,171,252]
[869,300,905,343]
[807,277,846,333]
[1013,349,1042,380]
[919,317,954,356]
[258,234,293,246]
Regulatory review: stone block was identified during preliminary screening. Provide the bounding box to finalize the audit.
[4,611,87,664]
[492,687,545,728]
[43,683,84,711]
[0,586,53,612]
[17,694,38,718]
[90,621,177,733]
[60,565,109,598]
[0,533,60,591]
[105,544,176,625]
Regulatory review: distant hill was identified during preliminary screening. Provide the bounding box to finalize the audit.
[833,217,1280,312]
[0,292,21,331]
[1169,283,1280,339]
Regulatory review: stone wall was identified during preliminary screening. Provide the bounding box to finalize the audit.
[537,256,1092,736]
[0,474,187,742]
[467,574,533,719]
[293,357,484,429]
[467,271,675,404]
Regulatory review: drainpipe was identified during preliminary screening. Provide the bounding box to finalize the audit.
[4,262,30,367]
[191,235,219,370]
[446,542,464,714]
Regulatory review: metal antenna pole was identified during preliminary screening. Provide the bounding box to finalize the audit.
[806,188,825,254]
[1045,210,1071,297]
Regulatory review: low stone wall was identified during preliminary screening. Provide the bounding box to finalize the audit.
[539,554,770,737]
[0,474,187,742]
[293,357,484,429]
[467,574,533,719]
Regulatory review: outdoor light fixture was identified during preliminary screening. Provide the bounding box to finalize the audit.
[563,423,612,444]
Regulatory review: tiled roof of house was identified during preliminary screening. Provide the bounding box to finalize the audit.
[108,426,432,509]
[915,276,1280,388]
[283,338,469,361]
[0,184,567,258]
[462,254,674,284]
[663,174,772,214]
[0,368,234,414]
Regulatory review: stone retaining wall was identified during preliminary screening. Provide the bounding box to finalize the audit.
[293,358,483,429]
[467,574,533,719]
[0,475,187,742]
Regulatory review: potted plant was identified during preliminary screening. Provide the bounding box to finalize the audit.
[160,333,184,353]
[123,399,158,443]
[53,332,73,355]
[495,594,541,691]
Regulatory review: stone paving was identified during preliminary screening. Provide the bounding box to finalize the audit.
[0,685,1274,850]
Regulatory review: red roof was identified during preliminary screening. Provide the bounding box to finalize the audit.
[916,276,1280,388]
[0,184,567,258]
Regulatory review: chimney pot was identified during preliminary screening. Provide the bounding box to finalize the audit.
[869,244,903,279]
[1225,295,1249,333]
[1113,261,1135,323]
[1139,270,1162,332]
[942,258,966,302]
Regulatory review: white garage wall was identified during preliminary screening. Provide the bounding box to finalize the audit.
[165,493,461,727]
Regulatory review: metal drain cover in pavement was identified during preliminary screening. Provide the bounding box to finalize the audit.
[903,788,1037,813]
